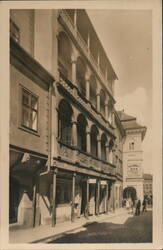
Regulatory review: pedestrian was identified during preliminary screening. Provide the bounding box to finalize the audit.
[130,199,134,214]
[142,198,147,212]
[135,199,141,216]
[126,199,130,211]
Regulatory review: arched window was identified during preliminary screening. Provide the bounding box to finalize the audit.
[90,125,99,158]
[90,75,97,108]
[76,57,86,97]
[58,99,73,145]
[100,89,106,117]
[77,114,87,152]
[101,133,107,161]
[58,32,72,81]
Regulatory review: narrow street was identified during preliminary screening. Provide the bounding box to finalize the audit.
[49,210,152,243]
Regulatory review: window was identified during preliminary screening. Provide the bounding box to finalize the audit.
[129,141,134,150]
[90,125,99,158]
[101,133,107,161]
[77,114,87,152]
[58,99,73,145]
[56,182,71,205]
[21,88,38,132]
[10,19,20,43]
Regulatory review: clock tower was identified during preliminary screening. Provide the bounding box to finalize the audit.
[118,111,147,202]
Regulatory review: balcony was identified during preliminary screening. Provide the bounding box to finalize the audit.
[57,142,116,176]
[58,9,113,98]
[58,141,76,162]
[101,160,115,175]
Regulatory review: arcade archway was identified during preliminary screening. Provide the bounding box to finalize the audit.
[123,186,137,203]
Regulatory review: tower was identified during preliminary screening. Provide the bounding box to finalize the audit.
[118,111,147,202]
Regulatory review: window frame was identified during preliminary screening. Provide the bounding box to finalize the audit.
[19,85,39,135]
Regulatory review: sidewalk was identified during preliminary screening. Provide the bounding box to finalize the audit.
[9,208,128,244]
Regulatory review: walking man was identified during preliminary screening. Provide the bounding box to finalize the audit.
[135,199,141,216]
[142,197,147,212]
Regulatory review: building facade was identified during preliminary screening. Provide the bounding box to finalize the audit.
[10,9,124,229]
[118,111,147,202]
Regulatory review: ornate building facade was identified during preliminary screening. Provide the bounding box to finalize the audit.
[9,9,124,229]
[118,111,147,202]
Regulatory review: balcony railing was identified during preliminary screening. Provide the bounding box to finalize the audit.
[59,9,113,97]
[58,142,116,176]
[101,160,115,175]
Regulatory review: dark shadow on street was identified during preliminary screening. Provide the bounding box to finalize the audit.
[49,211,152,243]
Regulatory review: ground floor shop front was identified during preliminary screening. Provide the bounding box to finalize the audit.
[9,148,118,229]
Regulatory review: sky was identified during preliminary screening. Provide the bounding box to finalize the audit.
[87,10,153,174]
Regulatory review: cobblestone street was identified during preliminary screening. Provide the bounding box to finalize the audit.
[49,210,152,243]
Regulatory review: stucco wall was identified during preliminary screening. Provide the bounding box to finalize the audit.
[10,65,49,155]
[10,9,34,55]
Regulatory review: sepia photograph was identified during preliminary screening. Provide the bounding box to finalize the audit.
[0,0,162,249]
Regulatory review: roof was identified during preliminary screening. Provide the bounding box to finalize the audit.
[117,110,147,140]
[117,111,136,122]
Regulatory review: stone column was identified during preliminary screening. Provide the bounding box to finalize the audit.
[112,183,115,212]
[71,172,76,222]
[104,103,109,121]
[32,184,37,227]
[74,10,77,27]
[97,53,100,68]
[87,32,90,50]
[85,177,89,219]
[96,93,100,112]
[72,121,77,147]
[97,138,101,159]
[105,140,110,162]
[105,69,108,80]
[86,78,90,100]
[96,179,100,215]
[71,57,77,85]
[106,182,109,213]
[109,150,113,164]
[51,167,58,227]
[86,127,91,154]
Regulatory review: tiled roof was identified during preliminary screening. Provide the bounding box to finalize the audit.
[117,111,136,122]
[117,110,147,140]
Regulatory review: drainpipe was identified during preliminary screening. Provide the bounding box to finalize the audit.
[40,81,54,176]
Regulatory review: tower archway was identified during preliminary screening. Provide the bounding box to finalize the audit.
[123,186,137,204]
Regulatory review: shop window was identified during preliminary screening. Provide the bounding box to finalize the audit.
[56,182,71,205]
[10,19,20,43]
[21,87,38,132]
